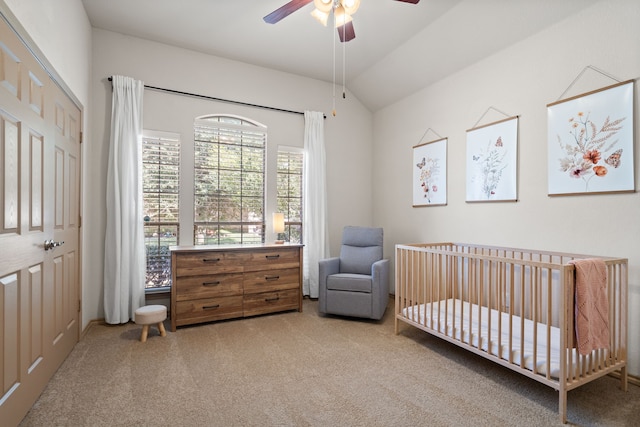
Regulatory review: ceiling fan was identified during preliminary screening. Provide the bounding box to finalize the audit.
[263,0,420,43]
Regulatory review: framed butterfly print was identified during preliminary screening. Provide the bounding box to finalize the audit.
[413,138,447,207]
[466,116,518,202]
[547,80,635,195]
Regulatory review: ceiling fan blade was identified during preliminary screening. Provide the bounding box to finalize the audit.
[337,21,356,43]
[395,0,420,3]
[263,0,314,24]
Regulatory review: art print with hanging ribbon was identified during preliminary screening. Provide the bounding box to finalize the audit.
[547,80,634,195]
[413,137,447,207]
[466,116,519,202]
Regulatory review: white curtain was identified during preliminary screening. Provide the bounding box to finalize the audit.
[303,111,329,298]
[104,75,146,324]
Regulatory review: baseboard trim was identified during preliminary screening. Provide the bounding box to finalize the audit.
[609,370,640,387]
[81,318,105,339]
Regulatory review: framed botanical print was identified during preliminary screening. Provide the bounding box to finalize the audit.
[466,116,518,202]
[547,80,634,195]
[413,138,447,207]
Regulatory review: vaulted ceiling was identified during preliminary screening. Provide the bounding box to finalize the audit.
[81,0,597,111]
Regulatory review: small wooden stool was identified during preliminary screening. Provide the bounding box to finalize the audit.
[134,305,167,342]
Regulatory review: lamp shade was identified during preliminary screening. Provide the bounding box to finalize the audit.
[272,212,285,234]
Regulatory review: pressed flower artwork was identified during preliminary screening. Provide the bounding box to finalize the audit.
[466,116,518,202]
[413,138,447,206]
[547,80,634,195]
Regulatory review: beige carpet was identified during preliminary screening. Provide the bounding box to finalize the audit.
[20,299,638,426]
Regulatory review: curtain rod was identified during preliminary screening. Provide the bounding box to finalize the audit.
[107,77,325,118]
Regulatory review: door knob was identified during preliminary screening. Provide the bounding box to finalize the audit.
[44,240,65,251]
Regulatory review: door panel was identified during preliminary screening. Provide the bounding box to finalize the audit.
[0,16,81,426]
[1,272,19,389]
[2,115,19,231]
[51,80,80,363]
[26,264,44,364]
[29,132,43,230]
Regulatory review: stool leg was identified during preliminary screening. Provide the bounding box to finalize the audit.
[158,321,166,337]
[140,325,149,342]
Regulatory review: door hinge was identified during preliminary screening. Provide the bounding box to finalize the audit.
[79,215,82,228]
[78,299,82,312]
[79,131,83,144]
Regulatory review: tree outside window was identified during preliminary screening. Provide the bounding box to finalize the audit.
[194,115,266,245]
[277,149,303,244]
[142,132,180,289]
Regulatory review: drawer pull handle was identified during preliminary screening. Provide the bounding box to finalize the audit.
[203,281,220,287]
[265,254,280,259]
[203,258,221,263]
[265,296,280,302]
[202,304,220,310]
[265,275,280,281]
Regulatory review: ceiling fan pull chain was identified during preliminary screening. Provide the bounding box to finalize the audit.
[332,8,337,116]
[342,23,346,100]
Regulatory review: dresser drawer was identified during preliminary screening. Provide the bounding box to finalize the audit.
[243,267,300,294]
[243,247,300,272]
[175,273,243,301]
[174,251,249,277]
[243,288,300,317]
[175,295,243,325]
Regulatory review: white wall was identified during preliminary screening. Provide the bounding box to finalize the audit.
[373,0,640,375]
[1,0,91,104]
[1,0,93,327]
[86,29,374,323]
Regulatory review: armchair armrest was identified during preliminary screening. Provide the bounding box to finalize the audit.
[371,258,390,320]
[318,257,340,314]
[372,259,389,295]
[319,257,340,277]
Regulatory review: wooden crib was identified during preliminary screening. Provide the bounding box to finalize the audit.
[395,243,628,424]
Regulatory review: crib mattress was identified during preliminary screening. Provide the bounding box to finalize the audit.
[401,299,592,379]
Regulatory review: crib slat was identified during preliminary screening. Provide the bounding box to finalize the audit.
[547,268,554,381]
[531,265,538,378]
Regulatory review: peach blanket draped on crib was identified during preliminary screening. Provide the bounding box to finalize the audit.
[569,258,610,355]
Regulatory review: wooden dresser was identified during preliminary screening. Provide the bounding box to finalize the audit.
[170,244,303,331]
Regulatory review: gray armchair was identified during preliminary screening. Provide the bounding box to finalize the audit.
[318,226,389,320]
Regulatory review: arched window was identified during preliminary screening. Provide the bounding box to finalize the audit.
[193,115,267,245]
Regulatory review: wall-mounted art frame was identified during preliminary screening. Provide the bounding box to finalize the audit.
[547,80,634,196]
[466,116,518,202]
[413,138,447,207]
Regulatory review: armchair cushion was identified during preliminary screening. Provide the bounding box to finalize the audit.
[339,226,383,275]
[340,246,381,275]
[327,273,372,293]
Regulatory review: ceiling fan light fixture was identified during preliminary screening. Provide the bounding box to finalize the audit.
[311,8,330,26]
[314,0,334,13]
[341,0,361,15]
[333,6,352,28]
